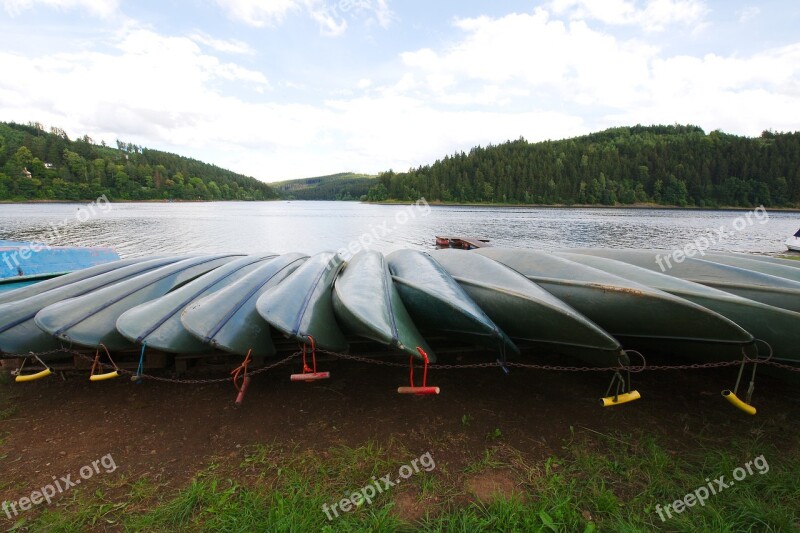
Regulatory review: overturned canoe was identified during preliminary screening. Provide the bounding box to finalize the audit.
[557,252,800,363]
[710,252,800,269]
[333,251,434,361]
[430,249,623,364]
[116,254,278,353]
[564,248,800,313]
[387,249,519,357]
[476,248,753,347]
[181,253,308,357]
[0,256,158,305]
[256,252,348,353]
[697,253,800,283]
[34,255,239,350]
[0,256,185,354]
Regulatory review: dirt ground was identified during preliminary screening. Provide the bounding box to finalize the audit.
[2,348,799,518]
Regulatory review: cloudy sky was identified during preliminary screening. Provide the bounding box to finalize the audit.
[1,1,798,182]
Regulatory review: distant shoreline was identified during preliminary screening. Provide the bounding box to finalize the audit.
[365,200,800,212]
[2,198,798,212]
[0,199,281,204]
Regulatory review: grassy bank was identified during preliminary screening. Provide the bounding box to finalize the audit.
[10,429,798,532]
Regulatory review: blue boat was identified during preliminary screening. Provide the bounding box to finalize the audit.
[0,240,120,292]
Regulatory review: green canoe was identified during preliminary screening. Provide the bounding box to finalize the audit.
[477,248,754,347]
[565,248,800,313]
[430,249,623,364]
[710,252,800,269]
[698,253,800,283]
[332,251,435,362]
[557,252,800,363]
[180,253,308,357]
[0,256,185,354]
[387,249,519,357]
[116,254,278,353]
[256,252,348,353]
[0,256,160,305]
[34,255,240,350]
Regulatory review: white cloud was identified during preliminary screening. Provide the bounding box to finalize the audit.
[737,6,760,24]
[397,9,800,141]
[1,4,797,182]
[214,0,299,27]
[401,10,657,108]
[2,0,118,17]
[215,0,392,36]
[189,32,255,55]
[548,0,708,32]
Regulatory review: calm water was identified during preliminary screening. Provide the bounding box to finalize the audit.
[0,201,797,258]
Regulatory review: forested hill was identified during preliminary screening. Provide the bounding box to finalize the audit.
[0,122,276,201]
[366,125,800,208]
[273,172,376,200]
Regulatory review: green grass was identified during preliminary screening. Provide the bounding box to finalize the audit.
[7,430,797,532]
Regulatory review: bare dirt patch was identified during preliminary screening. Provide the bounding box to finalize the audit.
[1,353,798,522]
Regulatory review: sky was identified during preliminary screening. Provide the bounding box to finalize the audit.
[1,1,799,182]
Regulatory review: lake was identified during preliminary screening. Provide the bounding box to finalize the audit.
[0,201,797,258]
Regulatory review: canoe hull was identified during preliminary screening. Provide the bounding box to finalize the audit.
[116,255,278,353]
[388,249,519,356]
[181,254,308,357]
[431,249,624,365]
[477,248,753,346]
[557,252,800,363]
[0,256,186,354]
[257,252,349,353]
[34,255,240,350]
[332,251,434,361]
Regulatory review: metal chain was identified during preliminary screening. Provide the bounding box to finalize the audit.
[2,348,303,384]
[77,350,304,384]
[3,347,799,384]
[321,349,800,372]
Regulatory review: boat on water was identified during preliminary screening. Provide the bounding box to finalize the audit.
[787,228,800,252]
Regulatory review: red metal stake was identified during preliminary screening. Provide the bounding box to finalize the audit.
[290,336,330,382]
[397,347,440,395]
[234,376,251,407]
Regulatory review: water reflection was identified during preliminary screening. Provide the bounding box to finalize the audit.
[0,201,796,257]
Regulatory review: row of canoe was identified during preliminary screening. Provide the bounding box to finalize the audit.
[0,248,799,370]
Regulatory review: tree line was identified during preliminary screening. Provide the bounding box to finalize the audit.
[274,173,376,200]
[0,122,277,201]
[365,125,800,208]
